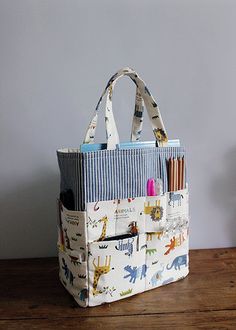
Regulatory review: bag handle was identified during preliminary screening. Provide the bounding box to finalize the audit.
[83,72,143,146]
[130,86,145,142]
[105,81,144,142]
[83,67,168,149]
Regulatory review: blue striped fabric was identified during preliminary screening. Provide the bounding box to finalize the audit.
[57,147,186,211]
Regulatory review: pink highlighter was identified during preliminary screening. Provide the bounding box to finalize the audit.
[147,178,156,196]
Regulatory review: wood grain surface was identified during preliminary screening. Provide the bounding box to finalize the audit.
[1,248,236,329]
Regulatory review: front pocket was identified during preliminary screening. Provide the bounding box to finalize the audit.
[58,249,88,307]
[87,233,146,306]
[145,228,189,291]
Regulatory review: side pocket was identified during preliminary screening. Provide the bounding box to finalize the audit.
[145,228,189,291]
[87,233,147,306]
[145,188,190,291]
[164,229,189,280]
[58,201,87,258]
[58,249,88,307]
[166,188,189,233]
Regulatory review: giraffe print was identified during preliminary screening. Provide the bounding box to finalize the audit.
[92,256,112,296]
[97,216,109,241]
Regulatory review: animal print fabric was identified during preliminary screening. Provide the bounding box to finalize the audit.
[57,68,189,306]
[57,188,189,307]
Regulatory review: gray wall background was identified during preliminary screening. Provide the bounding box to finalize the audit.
[1,0,236,259]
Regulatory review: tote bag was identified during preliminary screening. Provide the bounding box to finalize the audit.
[57,67,189,307]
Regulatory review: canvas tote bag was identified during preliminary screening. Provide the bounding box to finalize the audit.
[57,67,189,307]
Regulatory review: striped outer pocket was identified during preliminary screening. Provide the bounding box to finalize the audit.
[57,147,186,211]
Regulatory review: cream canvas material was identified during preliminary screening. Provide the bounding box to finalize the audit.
[57,188,189,307]
[57,67,190,307]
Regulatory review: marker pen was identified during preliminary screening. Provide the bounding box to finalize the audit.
[147,178,156,196]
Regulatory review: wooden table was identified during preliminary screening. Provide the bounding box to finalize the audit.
[0,248,236,329]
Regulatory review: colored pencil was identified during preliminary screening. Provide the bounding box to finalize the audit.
[168,158,171,191]
[168,158,172,191]
[173,158,177,191]
[182,156,185,189]
[178,157,182,190]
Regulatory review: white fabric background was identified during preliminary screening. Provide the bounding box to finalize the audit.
[1,0,236,258]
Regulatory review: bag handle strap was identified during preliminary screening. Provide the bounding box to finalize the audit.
[83,67,168,149]
[104,80,144,142]
[131,87,145,141]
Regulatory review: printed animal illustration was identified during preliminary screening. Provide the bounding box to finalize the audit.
[146,248,157,256]
[165,237,176,256]
[69,255,81,265]
[168,193,183,207]
[152,260,159,265]
[129,221,139,235]
[92,256,111,296]
[147,231,163,241]
[115,238,134,257]
[153,128,168,143]
[61,258,75,285]
[141,244,147,250]
[128,197,135,203]
[78,288,88,302]
[108,84,113,100]
[167,254,188,270]
[86,117,97,139]
[134,108,143,118]
[98,216,109,241]
[150,205,163,222]
[124,264,147,284]
[63,229,71,250]
[145,86,151,96]
[99,244,108,249]
[101,286,116,297]
[144,200,163,221]
[162,277,174,285]
[150,264,165,287]
[94,201,100,211]
[116,198,135,204]
[120,288,133,296]
[164,233,186,255]
[87,216,100,228]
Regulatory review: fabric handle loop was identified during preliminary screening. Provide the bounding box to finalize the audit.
[84,67,168,149]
